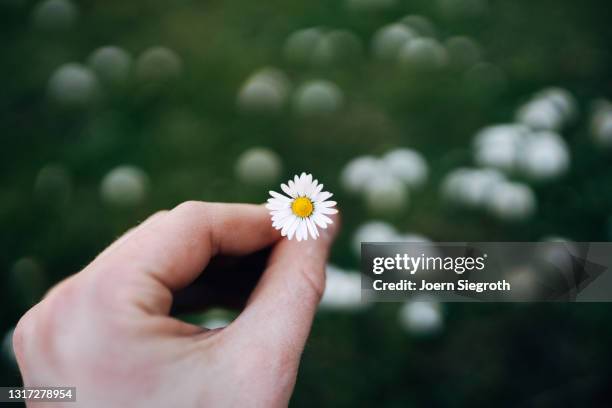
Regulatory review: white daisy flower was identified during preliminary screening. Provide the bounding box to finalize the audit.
[266,173,338,241]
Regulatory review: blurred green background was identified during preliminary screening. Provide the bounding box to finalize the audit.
[2,0,612,406]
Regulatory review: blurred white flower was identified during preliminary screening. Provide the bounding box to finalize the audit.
[235,147,282,185]
[398,301,443,335]
[516,99,564,131]
[237,67,290,114]
[590,100,612,147]
[516,87,576,131]
[309,35,335,66]
[341,148,429,196]
[293,80,344,116]
[371,23,416,61]
[473,124,528,172]
[382,148,428,188]
[441,167,505,208]
[537,87,577,120]
[135,46,182,83]
[474,122,570,180]
[47,63,100,107]
[462,169,506,207]
[284,27,324,65]
[486,181,536,221]
[203,318,231,330]
[238,68,290,113]
[517,131,569,180]
[340,156,385,193]
[399,37,448,69]
[285,28,362,66]
[441,167,471,203]
[322,29,363,63]
[100,165,149,206]
[505,266,539,300]
[320,265,365,311]
[2,328,16,365]
[442,167,536,220]
[197,309,234,329]
[364,175,409,214]
[352,221,398,255]
[88,46,132,85]
[32,0,77,31]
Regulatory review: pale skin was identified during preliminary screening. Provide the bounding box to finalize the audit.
[12,201,339,407]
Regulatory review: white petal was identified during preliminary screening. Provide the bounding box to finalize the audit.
[316,191,333,202]
[281,183,294,198]
[298,222,308,241]
[312,212,328,229]
[317,212,333,224]
[296,225,303,241]
[269,191,291,201]
[296,175,306,196]
[266,201,290,210]
[317,200,336,208]
[273,218,291,229]
[282,216,299,237]
[289,219,302,240]
[271,207,292,217]
[305,173,312,186]
[312,183,324,199]
[272,211,292,223]
[289,180,299,197]
[306,180,318,197]
[313,212,334,228]
[318,207,338,215]
[272,215,293,228]
[306,218,318,239]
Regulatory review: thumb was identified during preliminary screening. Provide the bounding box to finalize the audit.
[229,213,340,359]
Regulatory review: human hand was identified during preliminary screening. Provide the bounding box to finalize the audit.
[13,201,339,407]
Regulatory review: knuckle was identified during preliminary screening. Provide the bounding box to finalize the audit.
[296,264,326,302]
[149,209,169,221]
[26,278,78,337]
[13,309,36,362]
[13,277,85,367]
[43,278,79,313]
[174,200,210,216]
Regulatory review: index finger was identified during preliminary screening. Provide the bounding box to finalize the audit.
[87,201,280,310]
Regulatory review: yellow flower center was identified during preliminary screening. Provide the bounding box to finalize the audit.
[291,197,314,218]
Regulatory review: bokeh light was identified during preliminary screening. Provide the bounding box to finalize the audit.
[47,63,100,107]
[234,147,283,186]
[100,165,149,207]
[88,46,133,85]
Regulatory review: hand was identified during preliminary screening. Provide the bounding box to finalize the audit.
[13,201,339,407]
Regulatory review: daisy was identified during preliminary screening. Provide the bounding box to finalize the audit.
[266,173,338,241]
